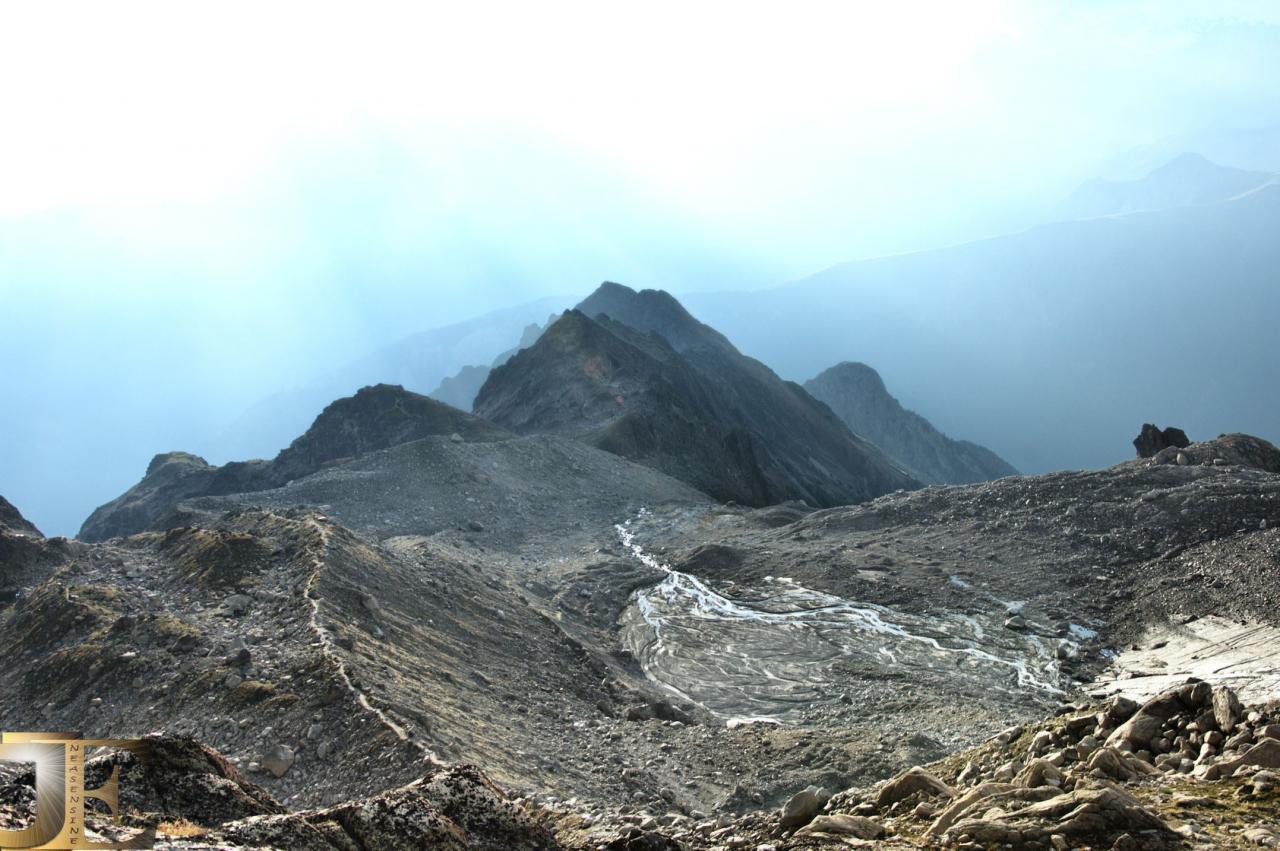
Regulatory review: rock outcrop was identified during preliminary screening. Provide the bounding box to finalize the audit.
[805,682,1279,849]
[0,496,64,604]
[805,361,1018,484]
[1134,423,1191,458]
[1139,431,1280,473]
[0,495,40,537]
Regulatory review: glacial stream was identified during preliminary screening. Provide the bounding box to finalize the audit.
[616,514,1068,723]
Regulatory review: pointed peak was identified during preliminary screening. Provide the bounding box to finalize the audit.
[576,282,732,354]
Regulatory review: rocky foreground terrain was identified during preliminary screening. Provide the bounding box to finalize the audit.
[5,287,1280,848]
[3,425,1279,848]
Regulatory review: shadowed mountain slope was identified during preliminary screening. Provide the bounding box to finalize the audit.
[805,362,1017,485]
[474,285,917,507]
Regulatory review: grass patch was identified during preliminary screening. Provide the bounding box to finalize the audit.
[230,680,279,705]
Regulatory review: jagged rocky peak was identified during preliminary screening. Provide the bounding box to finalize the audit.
[476,302,918,508]
[474,309,688,437]
[428,315,556,413]
[79,384,512,542]
[804,361,1017,485]
[576,280,734,353]
[0,495,41,537]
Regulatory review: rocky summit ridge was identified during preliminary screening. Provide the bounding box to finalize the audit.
[475,285,918,507]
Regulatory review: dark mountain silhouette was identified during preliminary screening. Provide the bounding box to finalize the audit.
[805,362,1016,485]
[474,285,917,507]
[78,384,510,541]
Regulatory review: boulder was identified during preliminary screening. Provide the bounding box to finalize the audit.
[797,813,883,839]
[261,744,296,778]
[1202,738,1280,780]
[780,785,829,829]
[1087,747,1139,782]
[1099,695,1139,729]
[1212,685,1244,733]
[875,767,955,809]
[1106,682,1209,750]
[1015,759,1064,789]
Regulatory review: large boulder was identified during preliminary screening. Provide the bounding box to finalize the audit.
[1203,738,1280,780]
[797,813,883,839]
[1213,685,1244,733]
[875,766,955,809]
[1106,681,1211,750]
[780,785,830,829]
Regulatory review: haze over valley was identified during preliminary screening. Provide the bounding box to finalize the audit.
[4,3,1280,849]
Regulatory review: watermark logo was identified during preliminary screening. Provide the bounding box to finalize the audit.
[0,733,155,850]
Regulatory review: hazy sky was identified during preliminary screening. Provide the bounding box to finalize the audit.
[5,2,1280,245]
[3,0,1280,535]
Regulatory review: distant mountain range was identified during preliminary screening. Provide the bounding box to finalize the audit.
[1056,152,1274,220]
[684,160,1280,475]
[209,150,1280,494]
[75,149,1280,537]
[86,284,1032,538]
[1099,123,1280,179]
